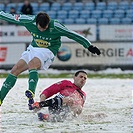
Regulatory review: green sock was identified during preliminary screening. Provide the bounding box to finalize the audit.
[0,73,17,103]
[28,69,38,94]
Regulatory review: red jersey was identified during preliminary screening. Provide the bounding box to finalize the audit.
[41,80,86,106]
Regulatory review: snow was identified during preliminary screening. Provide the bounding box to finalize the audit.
[0,77,132,133]
[0,68,133,75]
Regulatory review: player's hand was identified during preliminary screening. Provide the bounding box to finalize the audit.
[88,45,101,55]
[63,97,74,106]
[71,105,82,116]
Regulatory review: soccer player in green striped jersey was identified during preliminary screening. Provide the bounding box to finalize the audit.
[0,11,100,108]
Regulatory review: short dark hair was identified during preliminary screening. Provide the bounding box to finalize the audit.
[36,12,50,28]
[75,70,87,77]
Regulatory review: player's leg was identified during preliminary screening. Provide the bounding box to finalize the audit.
[28,57,41,94]
[0,59,28,105]
[25,47,54,106]
[25,57,41,105]
[34,97,63,121]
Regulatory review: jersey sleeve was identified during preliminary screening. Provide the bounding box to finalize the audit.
[54,20,91,48]
[0,11,35,25]
[41,80,70,99]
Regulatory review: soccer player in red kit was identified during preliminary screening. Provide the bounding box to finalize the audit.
[31,70,87,122]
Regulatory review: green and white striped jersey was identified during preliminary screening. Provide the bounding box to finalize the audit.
[0,11,91,55]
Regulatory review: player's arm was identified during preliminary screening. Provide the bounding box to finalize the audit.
[39,83,60,102]
[54,21,101,55]
[33,80,72,109]
[32,83,63,111]
[0,11,35,25]
[40,80,68,101]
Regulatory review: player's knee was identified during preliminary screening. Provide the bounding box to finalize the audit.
[50,97,63,109]
[28,58,41,69]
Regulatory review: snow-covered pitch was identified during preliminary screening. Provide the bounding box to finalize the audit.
[0,78,132,133]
